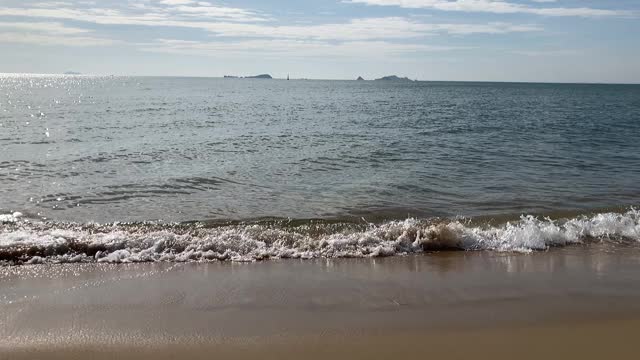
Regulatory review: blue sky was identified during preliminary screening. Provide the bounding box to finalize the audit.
[0,0,638,82]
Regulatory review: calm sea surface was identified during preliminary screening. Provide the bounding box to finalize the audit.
[2,75,638,223]
[1,75,639,264]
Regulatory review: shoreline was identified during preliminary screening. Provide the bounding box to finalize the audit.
[3,249,640,358]
[2,208,639,265]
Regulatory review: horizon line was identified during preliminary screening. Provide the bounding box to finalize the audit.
[1,72,639,85]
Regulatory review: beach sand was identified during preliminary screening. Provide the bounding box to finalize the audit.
[5,319,640,360]
[2,248,640,359]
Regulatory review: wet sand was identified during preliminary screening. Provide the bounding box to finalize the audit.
[2,247,640,359]
[5,319,640,360]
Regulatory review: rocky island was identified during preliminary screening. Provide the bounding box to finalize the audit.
[375,75,413,81]
[356,76,365,81]
[246,74,273,79]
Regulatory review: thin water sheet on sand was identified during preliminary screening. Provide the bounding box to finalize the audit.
[2,249,640,359]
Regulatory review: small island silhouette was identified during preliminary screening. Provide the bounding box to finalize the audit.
[221,74,415,81]
[375,75,412,82]
[246,74,273,79]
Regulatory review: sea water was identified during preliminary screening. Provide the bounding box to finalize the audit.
[1,75,639,264]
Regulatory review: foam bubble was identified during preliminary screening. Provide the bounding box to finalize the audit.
[0,209,638,265]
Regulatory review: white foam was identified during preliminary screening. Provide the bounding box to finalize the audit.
[0,212,22,223]
[0,209,638,265]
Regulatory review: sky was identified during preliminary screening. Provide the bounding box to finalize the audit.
[0,0,638,82]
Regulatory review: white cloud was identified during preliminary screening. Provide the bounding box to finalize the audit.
[170,5,269,22]
[347,0,631,17]
[0,6,540,41]
[0,2,269,24]
[0,32,117,46]
[159,0,195,5]
[0,21,89,35]
[144,38,468,58]
[0,2,541,53]
[191,17,539,40]
[0,21,115,46]
[32,2,74,7]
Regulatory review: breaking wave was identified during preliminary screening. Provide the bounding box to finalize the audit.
[1,209,639,265]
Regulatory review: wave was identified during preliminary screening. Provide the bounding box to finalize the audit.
[1,209,639,265]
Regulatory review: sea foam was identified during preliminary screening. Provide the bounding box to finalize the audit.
[1,209,638,265]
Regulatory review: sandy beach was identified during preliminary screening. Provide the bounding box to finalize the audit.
[3,248,640,359]
[2,5,640,357]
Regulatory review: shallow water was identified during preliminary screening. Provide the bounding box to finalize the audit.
[1,75,639,264]
[4,250,640,346]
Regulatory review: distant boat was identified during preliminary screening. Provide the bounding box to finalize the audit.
[287,74,290,81]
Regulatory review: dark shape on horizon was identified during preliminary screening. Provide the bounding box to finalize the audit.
[64,71,81,75]
[375,75,412,82]
[287,74,290,80]
[223,75,238,78]
[246,74,273,79]
[356,76,365,81]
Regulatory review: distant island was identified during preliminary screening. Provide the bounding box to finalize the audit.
[221,74,414,81]
[246,74,273,79]
[375,75,413,82]
[223,74,273,79]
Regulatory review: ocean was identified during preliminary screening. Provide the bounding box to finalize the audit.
[1,74,639,264]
